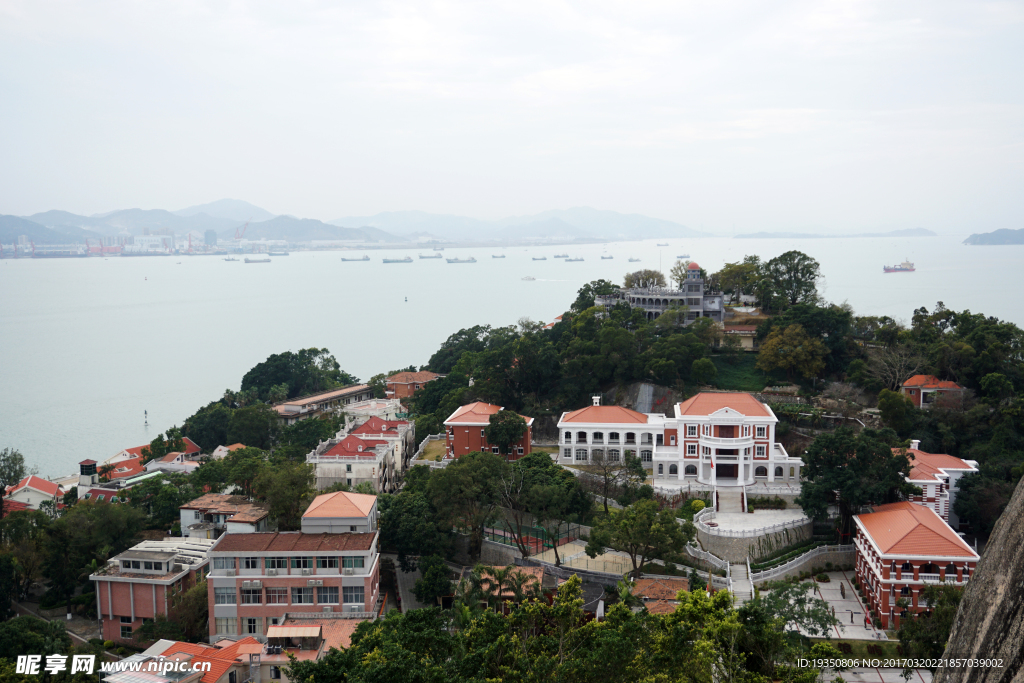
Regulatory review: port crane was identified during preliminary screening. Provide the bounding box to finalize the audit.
[234,219,251,241]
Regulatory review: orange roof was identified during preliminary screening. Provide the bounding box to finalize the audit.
[855,501,978,558]
[104,457,145,480]
[898,449,977,482]
[278,385,371,407]
[645,599,678,614]
[445,401,534,426]
[351,416,407,436]
[902,375,962,390]
[160,636,261,683]
[179,493,269,523]
[676,392,770,417]
[6,475,63,498]
[303,490,377,518]
[323,435,387,457]
[561,405,649,424]
[634,576,689,601]
[687,262,700,270]
[387,371,440,384]
[223,443,246,451]
[282,616,364,650]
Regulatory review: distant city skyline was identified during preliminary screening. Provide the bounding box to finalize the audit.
[1,1,1021,234]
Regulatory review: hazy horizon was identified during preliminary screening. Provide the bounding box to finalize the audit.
[2,1,1022,234]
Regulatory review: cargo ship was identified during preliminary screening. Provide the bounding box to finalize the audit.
[245,257,271,264]
[601,255,613,260]
[492,254,505,259]
[883,260,915,273]
[446,257,477,263]
[341,255,370,261]
[554,253,568,258]
[566,257,584,262]
[419,253,442,259]
[383,256,413,263]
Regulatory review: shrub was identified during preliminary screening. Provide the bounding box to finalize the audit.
[116,647,127,656]
[867,644,883,656]
[103,641,114,650]
[825,562,833,571]
[816,573,830,582]
[838,642,853,654]
[691,499,705,512]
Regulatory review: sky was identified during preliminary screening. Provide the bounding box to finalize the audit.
[1,0,1022,234]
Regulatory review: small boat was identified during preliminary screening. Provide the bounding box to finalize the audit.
[600,255,613,260]
[433,247,445,251]
[657,243,669,246]
[341,255,370,262]
[223,257,239,262]
[628,257,641,262]
[419,253,443,259]
[446,257,477,264]
[566,257,584,262]
[268,251,289,256]
[884,260,915,273]
[492,254,505,259]
[532,256,547,261]
[677,253,690,259]
[522,276,536,281]
[383,256,413,263]
[554,253,568,258]
[245,257,271,264]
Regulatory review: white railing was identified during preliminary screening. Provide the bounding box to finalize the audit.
[749,544,854,583]
[683,542,729,571]
[700,435,755,447]
[696,512,809,538]
[918,572,941,583]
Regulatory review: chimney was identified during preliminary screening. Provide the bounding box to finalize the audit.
[909,439,921,450]
[592,396,601,406]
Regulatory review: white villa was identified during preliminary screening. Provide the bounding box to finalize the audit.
[556,392,803,488]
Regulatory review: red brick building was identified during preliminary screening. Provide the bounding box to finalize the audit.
[385,371,441,399]
[444,402,533,460]
[854,501,978,629]
[900,374,963,409]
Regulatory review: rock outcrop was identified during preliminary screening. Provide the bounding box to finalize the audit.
[934,475,1024,683]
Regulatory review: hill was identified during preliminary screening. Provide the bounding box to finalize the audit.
[736,228,937,239]
[963,228,1024,245]
[238,216,398,242]
[0,215,103,244]
[174,199,275,222]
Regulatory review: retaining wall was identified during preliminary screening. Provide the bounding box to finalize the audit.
[699,519,813,562]
[751,549,855,585]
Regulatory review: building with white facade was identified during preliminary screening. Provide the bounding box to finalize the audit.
[593,262,723,325]
[901,440,978,529]
[556,392,803,487]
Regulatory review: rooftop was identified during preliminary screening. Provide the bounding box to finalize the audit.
[387,370,440,384]
[560,405,649,424]
[633,576,689,601]
[276,384,371,407]
[676,392,771,418]
[303,490,377,519]
[322,434,388,458]
[281,616,365,651]
[901,449,978,482]
[855,501,978,559]
[212,531,376,553]
[5,474,63,498]
[350,416,408,436]
[179,494,269,523]
[445,401,534,426]
[902,375,962,390]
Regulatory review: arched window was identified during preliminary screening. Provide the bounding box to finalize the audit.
[608,432,620,443]
[608,449,620,462]
[625,432,636,444]
[576,432,588,444]
[658,464,663,475]
[945,563,958,576]
[755,466,767,477]
[564,431,572,443]
[901,562,913,572]
[685,465,697,475]
[921,563,939,575]
[575,449,588,461]
[592,431,604,444]
[900,586,911,596]
[669,464,678,475]
[774,466,783,477]
[592,449,604,461]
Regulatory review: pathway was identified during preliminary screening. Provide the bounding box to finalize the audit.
[717,489,744,513]
[635,383,654,414]
[384,553,432,612]
[729,563,753,604]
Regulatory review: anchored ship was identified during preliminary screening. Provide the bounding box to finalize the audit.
[883,260,915,273]
[244,257,271,264]
[446,257,477,263]
[383,256,413,263]
[341,255,370,261]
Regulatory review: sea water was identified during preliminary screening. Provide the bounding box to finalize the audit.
[0,235,1019,476]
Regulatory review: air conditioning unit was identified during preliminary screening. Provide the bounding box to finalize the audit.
[251,580,261,588]
[346,604,361,613]
[225,569,235,577]
[314,580,323,586]
[267,569,277,576]
[307,579,316,587]
[301,568,311,576]
[322,606,333,613]
[242,581,252,588]
[343,568,354,576]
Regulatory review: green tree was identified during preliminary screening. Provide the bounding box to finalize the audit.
[126,474,199,528]
[669,259,693,288]
[756,323,828,381]
[0,448,27,521]
[227,404,279,450]
[572,279,619,313]
[761,250,821,309]
[979,372,1015,404]
[624,268,667,289]
[253,460,314,530]
[796,427,920,541]
[877,388,916,435]
[585,499,693,577]
[133,615,185,643]
[182,401,234,451]
[691,357,718,385]
[0,553,16,621]
[240,348,358,401]
[378,491,452,572]
[223,447,269,497]
[0,615,72,661]
[427,451,504,562]
[715,259,761,303]
[485,410,528,459]
[953,474,1015,537]
[169,579,210,642]
[412,555,453,606]
[897,584,963,666]
[279,414,342,452]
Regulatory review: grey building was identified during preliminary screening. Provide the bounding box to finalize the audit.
[595,261,723,324]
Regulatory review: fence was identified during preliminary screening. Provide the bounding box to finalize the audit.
[748,544,854,583]
[483,521,583,554]
[695,508,810,538]
[683,543,730,572]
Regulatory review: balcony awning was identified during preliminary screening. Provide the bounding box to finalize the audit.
[267,626,322,638]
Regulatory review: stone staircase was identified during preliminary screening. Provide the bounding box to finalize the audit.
[730,562,753,604]
[717,488,744,513]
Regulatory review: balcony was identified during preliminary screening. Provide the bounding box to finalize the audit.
[700,435,754,448]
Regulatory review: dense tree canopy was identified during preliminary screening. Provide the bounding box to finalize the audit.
[240,348,358,401]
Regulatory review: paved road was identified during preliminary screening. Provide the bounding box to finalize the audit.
[384,553,432,611]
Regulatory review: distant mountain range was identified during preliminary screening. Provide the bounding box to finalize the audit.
[963,229,1024,245]
[735,228,937,239]
[3,201,703,245]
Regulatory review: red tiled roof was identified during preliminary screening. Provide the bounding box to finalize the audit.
[676,392,770,417]
[303,490,377,518]
[561,405,649,424]
[105,457,144,480]
[282,617,364,650]
[445,401,534,426]
[902,375,962,390]
[179,494,269,523]
[212,531,376,553]
[855,501,977,558]
[79,459,97,466]
[387,371,440,384]
[161,637,261,683]
[687,262,700,270]
[645,599,678,614]
[898,449,977,482]
[324,435,387,457]
[6,475,63,498]
[2,500,30,517]
[351,416,407,436]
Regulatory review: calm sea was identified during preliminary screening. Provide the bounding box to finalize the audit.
[1,235,1020,477]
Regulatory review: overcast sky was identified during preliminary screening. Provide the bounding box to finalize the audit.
[1,0,1021,233]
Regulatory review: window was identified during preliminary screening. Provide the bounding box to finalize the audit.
[350,526,357,532]
[318,586,339,604]
[774,467,783,477]
[789,467,795,477]
[576,432,588,443]
[686,425,697,437]
[756,426,766,438]
[608,449,620,462]
[575,449,588,461]
[214,588,236,605]
[755,466,767,477]
[243,557,259,570]
[245,617,262,635]
[131,561,141,569]
[492,447,499,454]
[291,587,314,604]
[121,625,132,639]
[685,465,697,475]
[658,464,663,475]
[265,588,288,604]
[346,464,352,472]
[564,431,572,443]
[343,586,365,604]
[625,432,636,444]
[194,511,202,520]
[317,556,339,569]
[516,447,524,455]
[213,557,235,570]
[241,589,262,604]
[640,450,652,463]
[120,616,133,624]
[563,448,572,459]
[215,618,237,634]
[342,556,365,569]
[229,671,237,683]
[481,429,486,437]
[687,444,697,456]
[266,557,288,570]
[121,561,131,570]
[290,557,313,569]
[669,464,678,475]
[270,667,282,680]
[593,432,604,443]
[756,445,766,457]
[608,432,620,442]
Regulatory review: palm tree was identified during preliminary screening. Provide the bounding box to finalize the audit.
[479,564,517,611]
[507,570,543,604]
[615,574,641,608]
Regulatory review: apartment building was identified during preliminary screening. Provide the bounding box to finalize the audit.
[901,440,978,528]
[179,494,270,540]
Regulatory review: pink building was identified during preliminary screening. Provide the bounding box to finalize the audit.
[91,537,216,643]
